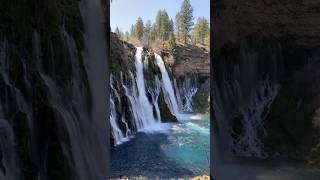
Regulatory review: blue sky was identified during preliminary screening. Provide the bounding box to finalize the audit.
[111,0,210,32]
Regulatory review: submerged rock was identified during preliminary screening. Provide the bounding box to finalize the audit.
[191,175,210,180]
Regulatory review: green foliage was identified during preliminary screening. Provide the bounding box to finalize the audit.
[192,17,210,45]
[130,24,135,38]
[149,25,157,41]
[192,90,209,113]
[125,0,209,48]
[135,17,144,40]
[142,20,152,46]
[154,10,172,41]
[175,13,182,42]
[177,0,194,44]
[166,35,177,55]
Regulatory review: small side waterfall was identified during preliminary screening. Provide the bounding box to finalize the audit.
[135,48,158,126]
[213,41,282,158]
[147,76,162,122]
[122,73,144,131]
[155,53,180,116]
[174,78,198,112]
[110,76,129,145]
[79,0,108,178]
[231,80,279,157]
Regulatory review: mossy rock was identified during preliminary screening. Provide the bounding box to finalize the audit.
[193,89,209,113]
[158,90,177,122]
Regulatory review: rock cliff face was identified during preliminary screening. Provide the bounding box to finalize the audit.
[213,0,320,164]
[214,0,320,48]
[165,44,210,77]
[163,44,210,113]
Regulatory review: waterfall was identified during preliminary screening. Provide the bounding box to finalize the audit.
[212,41,283,159]
[110,76,130,145]
[110,98,130,145]
[110,48,170,144]
[173,79,183,110]
[147,76,162,122]
[155,53,180,116]
[79,0,108,178]
[123,71,164,132]
[122,73,144,131]
[174,78,198,112]
[232,80,279,157]
[135,47,159,128]
[0,119,20,180]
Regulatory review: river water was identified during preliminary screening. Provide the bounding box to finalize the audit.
[110,113,210,178]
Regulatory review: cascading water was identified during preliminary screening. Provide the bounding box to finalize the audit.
[122,72,144,131]
[174,78,198,112]
[79,0,109,178]
[135,48,158,127]
[110,76,129,145]
[231,79,279,157]
[213,44,282,159]
[155,53,180,116]
[147,76,162,122]
[110,48,172,144]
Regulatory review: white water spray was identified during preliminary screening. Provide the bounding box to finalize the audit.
[135,47,158,127]
[110,76,130,145]
[155,53,180,116]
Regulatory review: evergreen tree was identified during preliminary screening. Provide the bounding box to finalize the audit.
[178,0,194,44]
[145,20,152,31]
[135,17,144,40]
[154,10,172,41]
[130,25,135,38]
[169,19,174,37]
[167,34,177,54]
[155,10,164,40]
[150,25,157,41]
[175,13,181,42]
[161,10,170,41]
[142,20,152,46]
[192,17,209,45]
[125,31,130,41]
[114,27,124,40]
[115,27,121,36]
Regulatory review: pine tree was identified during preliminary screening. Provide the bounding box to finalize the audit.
[155,10,164,40]
[169,19,174,37]
[125,31,130,42]
[178,0,194,44]
[150,25,157,41]
[167,34,177,54]
[114,27,124,40]
[175,13,181,42]
[130,25,135,38]
[154,10,172,42]
[135,17,144,40]
[115,27,121,36]
[192,17,209,45]
[161,10,170,41]
[142,20,152,46]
